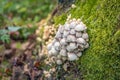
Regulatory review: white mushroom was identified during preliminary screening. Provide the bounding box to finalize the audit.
[56,59,62,65]
[52,39,57,45]
[47,18,89,63]
[63,30,69,38]
[66,35,76,42]
[76,32,82,38]
[77,38,86,45]
[57,55,62,59]
[76,52,82,57]
[70,21,76,29]
[48,50,53,57]
[66,43,77,52]
[50,47,58,56]
[84,43,89,49]
[55,31,62,39]
[59,49,67,56]
[60,38,67,46]
[75,24,86,31]
[47,43,53,51]
[67,53,78,61]
[64,24,70,31]
[54,42,60,47]
[62,56,67,61]
[54,42,61,51]
[58,25,64,33]
[82,33,89,39]
[70,29,76,34]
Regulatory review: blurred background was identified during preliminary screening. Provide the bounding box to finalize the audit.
[0,0,56,27]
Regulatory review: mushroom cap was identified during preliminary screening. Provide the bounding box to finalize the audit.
[70,21,76,29]
[64,24,70,31]
[52,39,57,44]
[66,35,76,42]
[54,42,61,51]
[58,25,64,33]
[84,43,89,49]
[76,52,82,57]
[57,55,62,59]
[66,43,77,52]
[59,49,67,56]
[75,24,86,31]
[50,47,58,56]
[60,38,67,46]
[63,30,69,38]
[70,29,76,34]
[77,43,84,49]
[55,31,62,39]
[76,32,82,38]
[54,42,60,47]
[82,33,89,39]
[56,59,62,65]
[67,53,78,61]
[76,38,86,45]
[47,43,52,51]
[48,50,53,57]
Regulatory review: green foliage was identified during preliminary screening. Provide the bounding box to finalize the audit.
[0,29,10,43]
[54,0,120,79]
[0,26,37,43]
[19,26,37,39]
[0,34,10,43]
[0,0,56,26]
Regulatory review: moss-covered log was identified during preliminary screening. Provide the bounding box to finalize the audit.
[54,0,120,79]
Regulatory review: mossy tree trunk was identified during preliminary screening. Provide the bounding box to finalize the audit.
[54,0,120,79]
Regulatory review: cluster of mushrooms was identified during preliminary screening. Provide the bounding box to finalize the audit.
[47,18,89,65]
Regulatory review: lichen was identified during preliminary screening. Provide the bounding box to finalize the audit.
[53,0,120,79]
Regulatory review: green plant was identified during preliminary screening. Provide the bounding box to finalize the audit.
[0,29,10,43]
[0,26,37,43]
[0,0,56,26]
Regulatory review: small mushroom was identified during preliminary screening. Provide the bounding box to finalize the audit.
[76,32,82,38]
[54,42,60,47]
[47,43,53,51]
[70,21,76,29]
[67,53,78,61]
[75,24,86,31]
[70,29,76,34]
[50,47,58,56]
[54,42,61,51]
[76,52,82,57]
[59,49,67,56]
[55,31,62,39]
[63,30,69,38]
[82,33,89,39]
[77,38,86,45]
[56,59,62,65]
[62,56,67,61]
[48,50,53,57]
[66,35,76,42]
[58,25,64,33]
[60,38,67,46]
[77,43,84,48]
[66,43,77,52]
[57,55,62,59]
[84,43,89,49]
[64,24,70,31]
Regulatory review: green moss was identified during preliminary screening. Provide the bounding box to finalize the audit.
[54,14,67,25]
[54,0,120,79]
